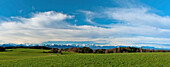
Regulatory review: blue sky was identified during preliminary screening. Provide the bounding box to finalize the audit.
[0,0,170,49]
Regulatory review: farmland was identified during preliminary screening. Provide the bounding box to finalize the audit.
[0,48,170,67]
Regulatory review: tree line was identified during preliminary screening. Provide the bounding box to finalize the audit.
[66,47,170,53]
[0,46,169,53]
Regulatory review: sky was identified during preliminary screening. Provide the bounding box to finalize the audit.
[0,0,170,48]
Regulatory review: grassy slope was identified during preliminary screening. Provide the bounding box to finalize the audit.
[0,48,170,67]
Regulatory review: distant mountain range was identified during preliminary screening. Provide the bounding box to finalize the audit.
[0,41,170,50]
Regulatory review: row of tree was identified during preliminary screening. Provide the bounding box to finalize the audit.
[45,48,63,54]
[1,46,169,53]
[0,47,6,51]
[67,47,170,53]
[4,46,51,49]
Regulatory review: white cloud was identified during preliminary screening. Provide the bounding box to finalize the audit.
[78,10,96,24]
[73,0,170,48]
[107,36,170,47]
[0,5,170,48]
[0,11,75,43]
[78,10,103,26]
[105,8,170,29]
[112,0,146,8]
[1,11,74,30]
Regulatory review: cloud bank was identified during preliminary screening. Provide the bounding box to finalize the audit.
[0,0,170,48]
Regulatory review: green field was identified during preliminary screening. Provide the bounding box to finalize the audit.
[0,48,170,67]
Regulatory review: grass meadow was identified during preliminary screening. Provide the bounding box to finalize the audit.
[0,48,169,67]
